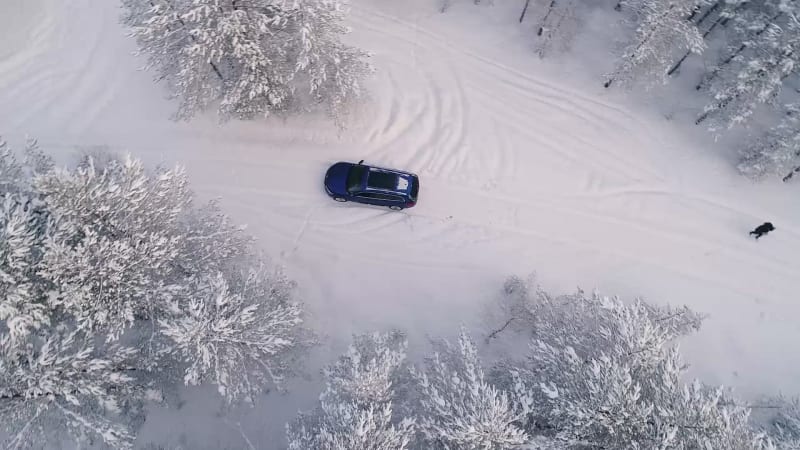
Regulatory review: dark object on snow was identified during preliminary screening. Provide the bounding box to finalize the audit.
[749,222,775,240]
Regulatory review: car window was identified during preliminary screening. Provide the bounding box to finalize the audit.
[357,192,402,201]
[366,170,399,191]
[347,166,367,193]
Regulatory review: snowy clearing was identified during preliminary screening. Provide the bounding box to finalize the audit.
[1,0,799,443]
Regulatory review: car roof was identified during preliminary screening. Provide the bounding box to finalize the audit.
[364,167,413,194]
[363,163,414,176]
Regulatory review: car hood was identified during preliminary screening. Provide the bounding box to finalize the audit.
[324,162,352,195]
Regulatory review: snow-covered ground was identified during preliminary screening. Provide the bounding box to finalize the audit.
[2,0,799,446]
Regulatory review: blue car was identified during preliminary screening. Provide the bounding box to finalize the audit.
[324,160,419,210]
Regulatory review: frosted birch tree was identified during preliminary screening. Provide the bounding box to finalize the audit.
[605,0,705,88]
[121,0,371,123]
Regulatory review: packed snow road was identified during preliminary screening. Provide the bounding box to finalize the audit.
[1,0,799,400]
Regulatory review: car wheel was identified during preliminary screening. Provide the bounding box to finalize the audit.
[333,196,347,202]
[389,205,403,211]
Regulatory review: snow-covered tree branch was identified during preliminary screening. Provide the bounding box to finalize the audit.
[286,331,415,450]
[605,0,705,88]
[0,139,307,446]
[0,194,49,343]
[121,0,371,124]
[695,4,800,129]
[411,328,536,449]
[491,275,763,449]
[0,327,137,449]
[738,102,800,181]
[289,274,783,449]
[34,155,191,339]
[159,267,303,403]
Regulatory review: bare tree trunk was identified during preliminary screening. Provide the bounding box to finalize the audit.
[695,110,712,124]
[702,12,726,37]
[784,149,800,181]
[538,0,557,35]
[668,13,727,77]
[667,53,691,77]
[695,1,720,26]
[441,0,451,13]
[686,4,702,21]
[783,165,800,182]
[696,64,788,125]
[485,317,515,343]
[696,13,781,91]
[697,91,735,124]
[605,8,671,89]
[519,0,532,23]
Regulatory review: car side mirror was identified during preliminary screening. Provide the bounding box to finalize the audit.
[358,159,364,165]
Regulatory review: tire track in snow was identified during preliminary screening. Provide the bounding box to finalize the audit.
[465,85,657,186]
[351,6,644,125]
[349,9,503,186]
[414,181,795,300]
[346,4,796,288]
[198,148,799,288]
[349,6,666,187]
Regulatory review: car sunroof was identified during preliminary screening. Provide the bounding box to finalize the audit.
[367,170,400,191]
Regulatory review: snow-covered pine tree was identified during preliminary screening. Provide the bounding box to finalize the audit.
[159,266,304,403]
[605,0,705,88]
[411,328,542,449]
[738,103,800,180]
[121,0,370,124]
[0,326,137,449]
[697,10,800,129]
[286,331,415,450]
[493,278,764,448]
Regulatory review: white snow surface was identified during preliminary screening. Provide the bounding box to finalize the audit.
[1,0,800,444]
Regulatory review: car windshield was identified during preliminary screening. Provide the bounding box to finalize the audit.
[346,165,367,193]
[366,170,400,191]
